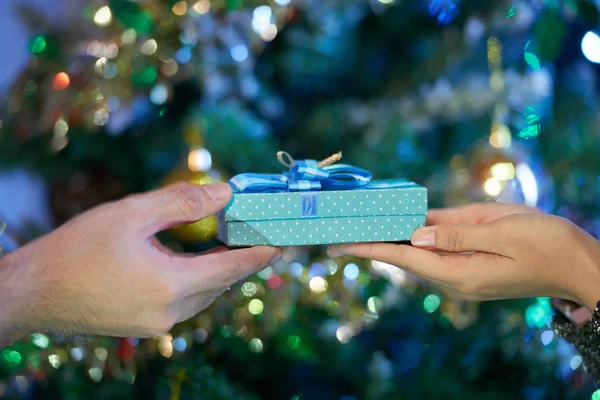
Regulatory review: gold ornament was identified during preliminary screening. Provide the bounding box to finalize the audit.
[161,163,227,242]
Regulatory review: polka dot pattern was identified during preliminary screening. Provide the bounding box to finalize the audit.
[221,215,426,246]
[219,182,428,246]
[223,185,427,222]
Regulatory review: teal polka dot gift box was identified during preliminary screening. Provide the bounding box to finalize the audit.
[217,152,427,247]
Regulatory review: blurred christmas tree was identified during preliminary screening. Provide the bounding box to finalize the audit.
[1,0,600,399]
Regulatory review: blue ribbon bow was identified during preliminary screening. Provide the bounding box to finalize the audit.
[229,153,373,193]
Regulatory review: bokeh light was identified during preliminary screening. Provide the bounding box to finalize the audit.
[582,31,600,64]
[94,6,112,26]
[483,177,502,196]
[309,276,328,293]
[248,299,264,315]
[241,282,258,297]
[423,294,441,313]
[52,73,70,90]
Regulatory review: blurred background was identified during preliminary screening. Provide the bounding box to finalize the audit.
[0,0,599,398]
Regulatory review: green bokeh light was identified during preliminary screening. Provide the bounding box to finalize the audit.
[249,338,263,353]
[29,36,47,54]
[525,297,552,329]
[1,349,22,366]
[287,335,301,350]
[423,294,441,313]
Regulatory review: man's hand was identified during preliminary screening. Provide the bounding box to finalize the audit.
[0,182,281,346]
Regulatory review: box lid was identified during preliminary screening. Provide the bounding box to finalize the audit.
[222,179,427,222]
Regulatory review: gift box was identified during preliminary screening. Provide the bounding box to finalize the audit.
[217,152,427,247]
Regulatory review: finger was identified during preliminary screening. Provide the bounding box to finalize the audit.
[427,202,539,226]
[200,246,229,256]
[150,237,228,258]
[426,203,497,225]
[411,223,504,254]
[426,207,481,226]
[137,182,232,235]
[178,246,282,295]
[328,243,452,282]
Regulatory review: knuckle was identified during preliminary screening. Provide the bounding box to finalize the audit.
[392,245,407,266]
[446,228,464,252]
[224,258,244,286]
[169,187,205,218]
[120,196,144,215]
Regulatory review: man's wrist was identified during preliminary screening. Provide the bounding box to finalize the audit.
[0,250,32,347]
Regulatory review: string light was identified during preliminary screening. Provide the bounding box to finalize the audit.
[94,348,108,362]
[52,72,70,90]
[489,123,512,149]
[423,294,441,313]
[158,334,174,358]
[241,282,258,297]
[48,355,61,369]
[122,29,137,44]
[490,162,515,181]
[94,6,112,26]
[249,338,263,353]
[287,335,301,350]
[343,263,360,280]
[93,109,110,126]
[69,347,84,361]
[260,25,278,41]
[150,84,169,105]
[88,367,103,383]
[367,297,383,313]
[188,147,212,172]
[570,355,583,370]
[172,1,188,16]
[248,299,264,315]
[581,31,600,64]
[31,334,49,349]
[309,277,328,293]
[483,177,502,196]
[141,39,158,55]
[192,0,210,14]
[173,337,187,352]
[336,326,352,343]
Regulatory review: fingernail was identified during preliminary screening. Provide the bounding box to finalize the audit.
[411,229,436,247]
[203,183,232,201]
[327,245,347,258]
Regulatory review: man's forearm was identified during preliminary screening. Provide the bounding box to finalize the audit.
[0,250,30,348]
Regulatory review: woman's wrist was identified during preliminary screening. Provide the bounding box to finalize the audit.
[569,231,600,312]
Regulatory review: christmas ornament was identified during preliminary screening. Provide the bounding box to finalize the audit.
[161,164,224,243]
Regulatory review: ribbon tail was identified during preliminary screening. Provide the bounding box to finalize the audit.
[229,173,289,193]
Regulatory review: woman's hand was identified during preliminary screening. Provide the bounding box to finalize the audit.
[328,202,600,311]
[0,182,280,346]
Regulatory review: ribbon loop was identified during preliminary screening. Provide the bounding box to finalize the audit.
[229,152,373,193]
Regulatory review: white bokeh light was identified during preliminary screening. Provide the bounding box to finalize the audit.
[582,31,600,64]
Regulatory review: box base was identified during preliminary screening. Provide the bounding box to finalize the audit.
[219,215,426,247]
